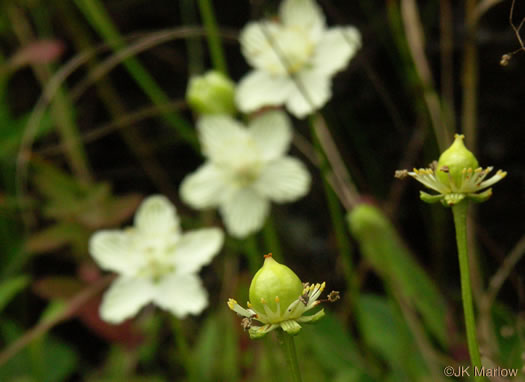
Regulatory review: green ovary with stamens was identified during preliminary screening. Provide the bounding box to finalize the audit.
[436,134,479,187]
[249,254,303,313]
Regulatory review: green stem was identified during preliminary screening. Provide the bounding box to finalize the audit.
[171,318,191,376]
[197,0,227,74]
[452,201,483,381]
[180,0,204,75]
[262,215,283,262]
[277,330,303,382]
[243,235,261,274]
[310,121,357,306]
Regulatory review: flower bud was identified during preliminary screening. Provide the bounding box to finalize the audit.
[249,254,303,314]
[436,134,479,188]
[186,71,236,115]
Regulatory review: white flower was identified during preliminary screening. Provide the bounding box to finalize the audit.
[180,111,311,238]
[236,0,361,118]
[89,195,224,323]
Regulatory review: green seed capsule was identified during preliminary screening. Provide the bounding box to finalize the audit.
[436,134,479,188]
[249,254,303,313]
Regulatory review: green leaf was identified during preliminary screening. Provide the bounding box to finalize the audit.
[26,223,90,256]
[347,204,448,347]
[0,318,78,382]
[492,302,523,369]
[0,275,30,313]
[356,294,426,379]
[300,313,362,374]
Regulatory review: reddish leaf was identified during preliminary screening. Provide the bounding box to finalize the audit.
[10,39,65,68]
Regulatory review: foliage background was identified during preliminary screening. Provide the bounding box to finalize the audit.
[0,0,524,381]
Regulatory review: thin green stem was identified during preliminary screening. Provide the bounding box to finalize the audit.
[310,121,357,307]
[452,201,483,381]
[74,0,197,147]
[243,235,261,274]
[171,318,192,376]
[197,0,227,74]
[277,330,303,382]
[180,0,204,75]
[262,215,283,262]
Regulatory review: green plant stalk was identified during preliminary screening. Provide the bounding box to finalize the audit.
[277,330,303,382]
[263,215,283,262]
[180,0,204,75]
[243,235,261,274]
[452,201,483,380]
[310,123,357,306]
[171,318,192,376]
[197,0,227,74]
[74,0,197,147]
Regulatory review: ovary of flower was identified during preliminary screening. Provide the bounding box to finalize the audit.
[227,282,327,338]
[89,195,224,324]
[236,0,361,118]
[180,110,311,238]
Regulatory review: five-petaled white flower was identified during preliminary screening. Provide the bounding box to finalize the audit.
[236,0,361,118]
[89,195,224,323]
[180,110,311,238]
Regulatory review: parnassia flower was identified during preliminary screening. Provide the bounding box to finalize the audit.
[228,253,339,339]
[395,134,507,206]
[236,0,361,118]
[89,195,223,323]
[180,110,311,238]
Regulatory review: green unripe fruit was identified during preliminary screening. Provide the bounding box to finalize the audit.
[249,254,303,313]
[436,134,479,187]
[186,71,236,115]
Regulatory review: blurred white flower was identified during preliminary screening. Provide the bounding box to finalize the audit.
[89,195,223,323]
[236,0,361,118]
[180,111,311,238]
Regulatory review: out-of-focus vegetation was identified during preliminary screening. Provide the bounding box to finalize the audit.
[0,0,524,381]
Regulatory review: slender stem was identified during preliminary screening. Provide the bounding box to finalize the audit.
[180,0,204,75]
[262,215,283,262]
[171,318,192,376]
[451,201,483,380]
[277,330,303,382]
[243,235,261,274]
[462,0,479,151]
[197,0,228,74]
[310,121,357,308]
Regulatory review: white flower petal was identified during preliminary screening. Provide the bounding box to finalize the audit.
[312,27,361,76]
[286,70,331,118]
[280,0,325,41]
[235,70,294,113]
[197,115,258,166]
[170,228,223,274]
[254,157,311,202]
[153,273,208,318]
[180,163,232,209]
[89,230,143,276]
[134,195,180,235]
[220,188,270,238]
[99,276,156,324]
[248,110,292,161]
[240,22,287,74]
